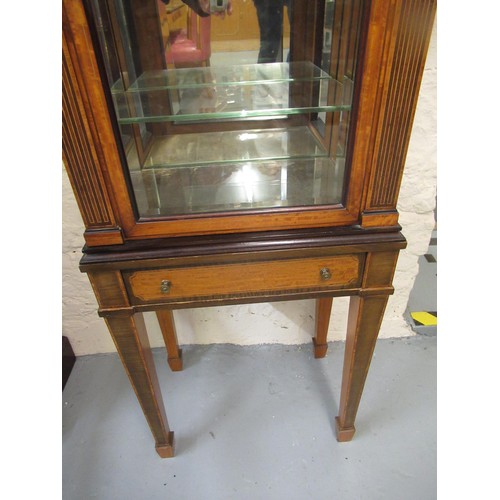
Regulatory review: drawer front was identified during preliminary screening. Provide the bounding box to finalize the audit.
[124,255,362,305]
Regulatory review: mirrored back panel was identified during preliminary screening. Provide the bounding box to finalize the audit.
[89,0,365,218]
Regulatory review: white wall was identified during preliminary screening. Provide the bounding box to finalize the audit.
[62,23,437,356]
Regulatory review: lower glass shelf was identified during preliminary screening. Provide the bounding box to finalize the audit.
[127,126,328,170]
[130,156,345,217]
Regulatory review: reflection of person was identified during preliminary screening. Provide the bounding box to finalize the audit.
[199,0,233,18]
[253,0,291,63]
[160,0,232,18]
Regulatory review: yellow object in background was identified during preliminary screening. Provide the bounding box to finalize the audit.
[410,311,437,326]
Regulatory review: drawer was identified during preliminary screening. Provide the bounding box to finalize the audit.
[124,255,363,305]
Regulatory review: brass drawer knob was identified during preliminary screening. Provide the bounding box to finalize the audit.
[160,279,172,294]
[320,267,332,281]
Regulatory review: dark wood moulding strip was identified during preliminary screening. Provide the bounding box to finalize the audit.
[80,227,406,269]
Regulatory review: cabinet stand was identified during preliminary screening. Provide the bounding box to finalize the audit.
[63,0,436,459]
[84,233,404,457]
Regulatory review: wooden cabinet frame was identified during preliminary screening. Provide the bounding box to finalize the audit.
[63,0,436,457]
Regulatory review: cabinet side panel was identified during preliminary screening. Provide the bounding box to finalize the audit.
[63,0,127,245]
[363,0,436,216]
[63,36,115,229]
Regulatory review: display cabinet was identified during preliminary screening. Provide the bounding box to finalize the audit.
[63,0,436,457]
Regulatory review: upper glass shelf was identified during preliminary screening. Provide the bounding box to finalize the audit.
[112,63,349,125]
[112,62,335,93]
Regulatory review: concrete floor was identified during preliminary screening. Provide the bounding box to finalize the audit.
[62,336,436,499]
[406,230,437,336]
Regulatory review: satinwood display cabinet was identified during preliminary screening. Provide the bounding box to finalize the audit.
[63,0,436,457]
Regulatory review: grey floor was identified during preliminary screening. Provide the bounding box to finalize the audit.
[63,336,436,500]
[406,230,437,336]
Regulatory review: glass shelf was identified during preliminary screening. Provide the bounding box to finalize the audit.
[127,126,329,170]
[112,62,335,93]
[111,62,349,125]
[113,81,347,124]
[130,156,345,217]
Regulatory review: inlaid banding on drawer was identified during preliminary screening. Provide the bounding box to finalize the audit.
[124,255,363,305]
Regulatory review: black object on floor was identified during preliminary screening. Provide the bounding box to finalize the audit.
[62,336,76,390]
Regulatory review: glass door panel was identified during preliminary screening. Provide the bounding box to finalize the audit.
[88,0,365,220]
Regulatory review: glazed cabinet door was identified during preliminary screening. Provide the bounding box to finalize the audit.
[64,0,435,244]
[63,0,370,242]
